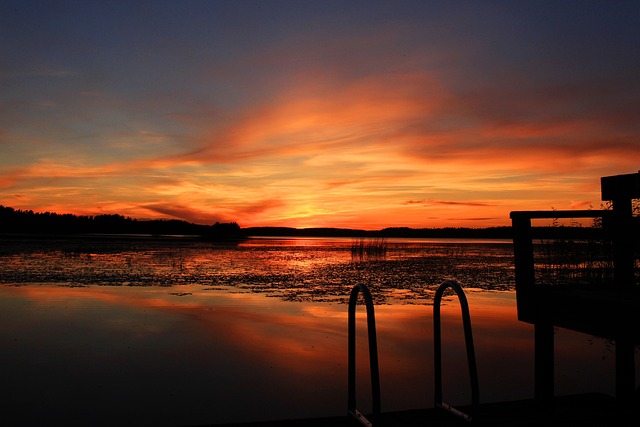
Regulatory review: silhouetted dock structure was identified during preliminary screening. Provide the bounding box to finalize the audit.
[207,172,639,427]
[511,171,640,408]
[208,392,628,426]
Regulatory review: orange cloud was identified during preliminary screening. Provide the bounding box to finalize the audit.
[182,73,447,163]
[405,200,495,207]
[1,63,637,229]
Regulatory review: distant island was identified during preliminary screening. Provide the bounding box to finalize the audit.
[0,204,616,240]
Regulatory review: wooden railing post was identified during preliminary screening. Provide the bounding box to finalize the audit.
[601,172,639,403]
[510,213,535,322]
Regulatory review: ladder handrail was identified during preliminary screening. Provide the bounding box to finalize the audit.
[434,280,480,422]
[348,283,381,427]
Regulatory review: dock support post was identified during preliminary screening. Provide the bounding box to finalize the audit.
[534,321,554,407]
[602,172,639,403]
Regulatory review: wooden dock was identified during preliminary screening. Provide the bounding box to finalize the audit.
[510,171,640,405]
[204,392,633,426]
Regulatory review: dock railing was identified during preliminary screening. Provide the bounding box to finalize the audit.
[510,171,639,405]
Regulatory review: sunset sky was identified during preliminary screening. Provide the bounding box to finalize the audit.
[1,1,638,229]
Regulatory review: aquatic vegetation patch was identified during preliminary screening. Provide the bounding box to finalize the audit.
[0,237,516,304]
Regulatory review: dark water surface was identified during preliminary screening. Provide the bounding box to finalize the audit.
[0,236,634,426]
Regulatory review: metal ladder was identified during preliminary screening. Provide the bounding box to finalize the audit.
[347,283,381,427]
[434,279,479,422]
[347,280,479,425]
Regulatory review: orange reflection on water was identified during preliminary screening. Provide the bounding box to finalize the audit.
[0,284,626,425]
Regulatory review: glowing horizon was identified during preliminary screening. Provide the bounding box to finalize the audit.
[1,1,638,230]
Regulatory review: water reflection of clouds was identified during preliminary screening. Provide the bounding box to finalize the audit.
[0,284,625,425]
[1,284,359,424]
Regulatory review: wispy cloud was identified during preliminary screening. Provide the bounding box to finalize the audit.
[405,200,495,207]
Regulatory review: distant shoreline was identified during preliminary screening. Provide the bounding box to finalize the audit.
[0,224,611,241]
[242,225,514,239]
[0,227,513,240]
[1,204,618,241]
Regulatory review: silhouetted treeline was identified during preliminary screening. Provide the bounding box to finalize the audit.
[4,205,633,241]
[243,223,638,239]
[0,205,244,239]
[243,226,515,239]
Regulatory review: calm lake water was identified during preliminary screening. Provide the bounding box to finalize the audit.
[0,236,636,426]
